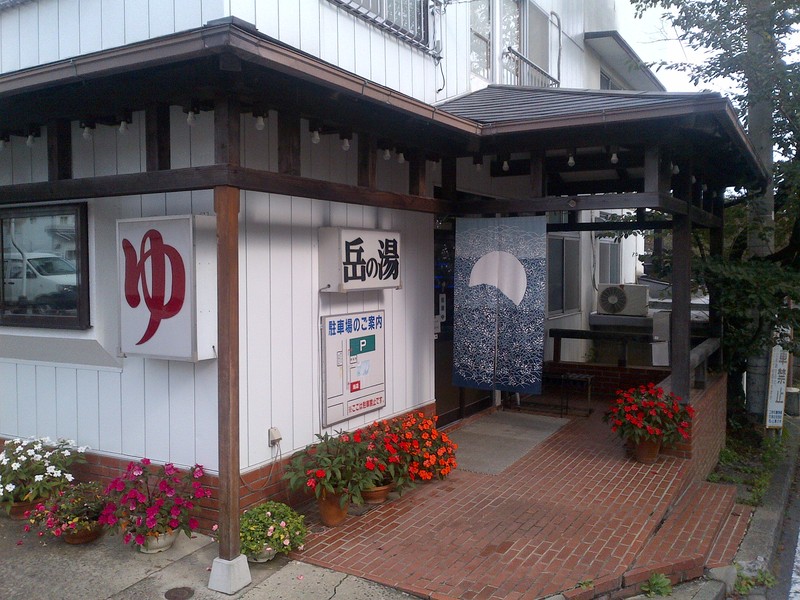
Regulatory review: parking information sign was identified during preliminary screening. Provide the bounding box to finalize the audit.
[766,343,789,429]
[322,310,386,426]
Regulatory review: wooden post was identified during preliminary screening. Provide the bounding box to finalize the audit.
[145,103,171,172]
[357,132,377,189]
[671,170,693,400]
[441,157,457,203]
[409,152,427,196]
[278,111,301,176]
[530,150,545,197]
[47,119,72,181]
[214,185,241,562]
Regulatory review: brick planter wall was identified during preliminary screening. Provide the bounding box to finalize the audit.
[544,362,670,404]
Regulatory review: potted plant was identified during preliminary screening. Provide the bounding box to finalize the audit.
[239,501,307,562]
[98,458,212,552]
[0,437,86,519]
[24,481,106,544]
[605,383,695,464]
[284,431,384,526]
[395,412,458,481]
[357,419,416,503]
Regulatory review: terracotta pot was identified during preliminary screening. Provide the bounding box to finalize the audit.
[317,493,349,527]
[139,529,178,553]
[634,438,661,464]
[362,482,394,505]
[62,522,104,545]
[7,498,41,521]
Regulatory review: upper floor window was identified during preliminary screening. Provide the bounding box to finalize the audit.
[330,0,429,48]
[1,204,90,329]
[600,71,622,90]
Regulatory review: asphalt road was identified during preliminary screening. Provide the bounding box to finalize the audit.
[769,450,800,599]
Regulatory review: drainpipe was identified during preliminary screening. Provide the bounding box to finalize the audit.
[492,0,503,84]
[550,11,562,86]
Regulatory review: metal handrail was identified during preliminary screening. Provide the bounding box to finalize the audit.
[503,46,559,88]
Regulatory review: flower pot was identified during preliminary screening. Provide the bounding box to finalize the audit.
[633,438,661,464]
[247,545,278,563]
[317,493,349,527]
[63,522,104,545]
[138,529,178,553]
[7,498,41,521]
[362,481,394,505]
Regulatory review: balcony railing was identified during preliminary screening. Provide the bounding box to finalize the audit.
[503,47,559,88]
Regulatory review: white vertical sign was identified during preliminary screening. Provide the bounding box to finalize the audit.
[766,343,789,429]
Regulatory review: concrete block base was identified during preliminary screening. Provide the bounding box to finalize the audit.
[208,554,252,595]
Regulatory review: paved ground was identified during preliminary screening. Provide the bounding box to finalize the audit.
[0,410,796,600]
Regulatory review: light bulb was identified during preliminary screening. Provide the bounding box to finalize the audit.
[118,120,128,134]
[383,148,391,160]
[567,154,575,167]
[26,134,34,147]
[341,138,350,151]
[672,163,680,175]
[82,126,92,140]
[502,160,510,172]
[397,152,405,164]
[255,115,265,131]
[610,152,618,164]
[475,162,482,172]
[702,184,708,192]
[186,111,196,127]
[691,175,696,184]
[311,130,320,144]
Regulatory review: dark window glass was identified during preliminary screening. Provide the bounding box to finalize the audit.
[1,204,90,329]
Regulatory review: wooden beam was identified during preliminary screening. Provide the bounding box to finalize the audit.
[530,151,545,197]
[145,103,171,172]
[409,153,427,197]
[441,157,457,204]
[357,132,377,189]
[277,111,301,176]
[453,192,687,215]
[548,220,673,233]
[670,170,693,401]
[215,95,241,166]
[46,119,71,181]
[214,185,241,561]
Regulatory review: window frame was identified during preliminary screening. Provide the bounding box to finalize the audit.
[0,203,90,330]
[328,0,430,50]
[547,234,580,315]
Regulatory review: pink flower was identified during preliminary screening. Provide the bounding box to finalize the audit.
[164,463,177,476]
[123,533,132,544]
[188,518,198,530]
[193,466,204,478]
[169,519,180,528]
[135,534,145,546]
[141,458,151,465]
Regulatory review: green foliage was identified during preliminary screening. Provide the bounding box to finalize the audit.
[576,579,594,590]
[239,501,307,557]
[734,565,776,595]
[698,256,800,369]
[640,572,672,597]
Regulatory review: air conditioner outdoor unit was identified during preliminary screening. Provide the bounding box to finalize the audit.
[597,283,649,316]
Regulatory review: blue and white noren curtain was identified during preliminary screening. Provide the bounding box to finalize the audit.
[452,216,547,394]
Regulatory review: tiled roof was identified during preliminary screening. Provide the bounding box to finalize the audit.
[438,85,722,126]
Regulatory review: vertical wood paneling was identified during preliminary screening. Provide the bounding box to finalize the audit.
[93,123,119,176]
[168,361,196,465]
[353,20,371,79]
[37,1,59,66]
[141,193,167,216]
[80,0,103,55]
[202,0,226,24]
[318,1,338,64]
[120,357,146,457]
[290,196,313,447]
[194,361,218,469]
[149,0,175,38]
[230,0,256,29]
[254,0,278,38]
[98,370,123,454]
[30,130,48,182]
[18,2,39,68]
[76,369,100,449]
[0,9,20,73]
[124,0,150,43]
[278,0,300,49]
[72,121,95,178]
[190,113,215,166]
[55,367,78,442]
[336,9,355,73]
[117,111,143,174]
[191,189,214,214]
[368,28,386,85]
[58,0,80,59]
[268,195,294,449]
[16,365,36,438]
[11,138,32,183]
[0,363,18,436]
[166,191,193,215]
[0,141,11,185]
[101,0,126,49]
[175,0,204,31]
[143,359,170,460]
[243,191,271,466]
[171,106,191,168]
[298,0,320,57]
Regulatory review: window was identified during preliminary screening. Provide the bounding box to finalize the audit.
[547,236,579,314]
[1,204,90,329]
[598,241,621,284]
[330,0,429,48]
[600,71,622,90]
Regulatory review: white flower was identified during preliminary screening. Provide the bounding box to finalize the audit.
[62,450,71,457]
[10,462,20,471]
[0,456,7,466]
[65,473,74,482]
[33,454,42,461]
[34,475,43,482]
[26,449,35,456]
[4,483,14,492]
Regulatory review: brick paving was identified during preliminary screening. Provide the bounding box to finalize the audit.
[294,410,745,600]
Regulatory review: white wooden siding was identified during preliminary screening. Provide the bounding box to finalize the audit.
[0,108,434,474]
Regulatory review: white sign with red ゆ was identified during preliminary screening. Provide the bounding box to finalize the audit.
[117,216,217,361]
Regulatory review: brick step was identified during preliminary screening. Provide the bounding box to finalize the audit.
[707,503,753,569]
[623,481,738,590]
